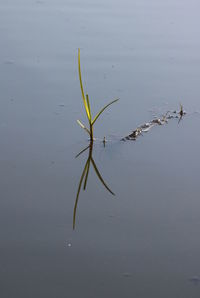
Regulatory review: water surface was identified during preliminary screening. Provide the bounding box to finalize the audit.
[1,0,200,297]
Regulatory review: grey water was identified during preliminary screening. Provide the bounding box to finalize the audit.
[1,0,200,297]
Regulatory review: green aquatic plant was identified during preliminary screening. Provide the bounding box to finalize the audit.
[73,141,115,229]
[77,48,119,141]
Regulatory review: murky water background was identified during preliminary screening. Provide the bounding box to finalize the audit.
[1,0,200,297]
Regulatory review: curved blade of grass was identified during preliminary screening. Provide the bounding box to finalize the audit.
[91,157,115,195]
[78,49,91,121]
[73,160,88,229]
[92,98,119,125]
[77,119,90,135]
[86,94,91,120]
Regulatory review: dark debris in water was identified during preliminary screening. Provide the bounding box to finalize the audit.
[121,106,186,141]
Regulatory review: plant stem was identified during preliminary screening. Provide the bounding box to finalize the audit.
[90,123,93,142]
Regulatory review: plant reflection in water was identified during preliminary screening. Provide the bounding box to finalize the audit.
[73,141,115,229]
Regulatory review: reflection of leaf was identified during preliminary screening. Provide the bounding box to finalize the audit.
[83,159,90,190]
[178,115,183,124]
[73,142,115,229]
[75,145,90,159]
[73,160,88,229]
[91,157,115,195]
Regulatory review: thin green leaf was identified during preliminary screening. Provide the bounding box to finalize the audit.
[77,119,90,135]
[86,94,91,121]
[73,160,88,229]
[78,49,91,121]
[91,157,115,195]
[92,98,119,125]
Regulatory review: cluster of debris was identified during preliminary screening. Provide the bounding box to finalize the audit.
[121,105,186,141]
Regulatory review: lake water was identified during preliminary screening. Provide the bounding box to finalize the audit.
[1,0,200,297]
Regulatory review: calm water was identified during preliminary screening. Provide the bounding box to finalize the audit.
[1,0,200,297]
